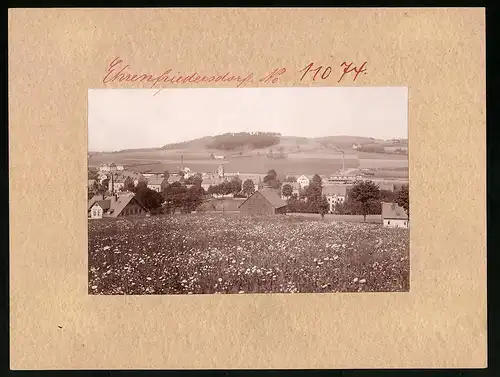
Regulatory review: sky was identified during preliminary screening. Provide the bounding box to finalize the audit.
[88,87,408,152]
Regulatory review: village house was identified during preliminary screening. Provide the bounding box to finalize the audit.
[381,202,409,228]
[167,174,182,185]
[88,193,149,219]
[297,175,310,189]
[147,176,168,192]
[97,172,108,184]
[238,188,288,215]
[108,175,126,192]
[117,171,145,186]
[201,176,226,192]
[199,198,246,212]
[322,185,348,213]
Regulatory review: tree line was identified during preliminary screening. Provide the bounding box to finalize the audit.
[205,132,281,151]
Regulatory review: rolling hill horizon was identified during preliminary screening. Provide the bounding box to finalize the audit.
[89,132,408,154]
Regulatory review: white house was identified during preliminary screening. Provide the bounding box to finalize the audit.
[97,172,108,184]
[381,202,409,228]
[147,177,167,192]
[297,175,310,189]
[88,193,149,219]
[322,185,348,213]
[108,175,125,192]
[99,163,110,172]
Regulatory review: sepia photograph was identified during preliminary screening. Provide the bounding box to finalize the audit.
[88,87,409,295]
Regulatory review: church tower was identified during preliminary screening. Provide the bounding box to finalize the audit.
[217,164,224,178]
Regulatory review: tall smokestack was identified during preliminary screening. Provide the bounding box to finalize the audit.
[111,173,115,195]
[181,155,184,170]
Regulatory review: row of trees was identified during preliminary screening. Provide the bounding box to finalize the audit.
[206,132,281,150]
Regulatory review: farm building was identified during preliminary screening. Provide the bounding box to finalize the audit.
[381,202,409,228]
[297,175,310,189]
[147,176,168,192]
[238,174,262,191]
[108,175,126,192]
[88,193,149,219]
[238,188,287,215]
[322,185,348,213]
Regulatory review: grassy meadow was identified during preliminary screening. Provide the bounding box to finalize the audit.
[88,214,410,295]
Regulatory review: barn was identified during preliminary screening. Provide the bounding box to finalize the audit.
[381,202,409,228]
[238,188,287,215]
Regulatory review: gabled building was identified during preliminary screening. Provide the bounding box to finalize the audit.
[322,185,348,213]
[381,202,409,228]
[238,188,287,215]
[167,175,182,185]
[108,175,126,192]
[88,193,149,219]
[237,174,262,192]
[297,175,310,189]
[147,176,168,192]
[201,177,225,192]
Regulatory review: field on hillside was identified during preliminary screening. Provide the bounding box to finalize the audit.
[88,214,410,295]
[89,148,408,176]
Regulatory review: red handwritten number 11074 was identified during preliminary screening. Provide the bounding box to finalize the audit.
[299,61,367,83]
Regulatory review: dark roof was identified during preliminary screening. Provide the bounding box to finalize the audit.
[239,188,287,209]
[147,177,166,185]
[92,199,111,211]
[322,185,347,197]
[381,202,408,220]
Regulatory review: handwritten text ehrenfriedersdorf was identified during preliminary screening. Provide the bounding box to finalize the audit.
[102,57,368,93]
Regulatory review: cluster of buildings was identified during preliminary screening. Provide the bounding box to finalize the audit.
[88,162,408,228]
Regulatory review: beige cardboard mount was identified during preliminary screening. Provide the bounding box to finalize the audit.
[9,8,486,370]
